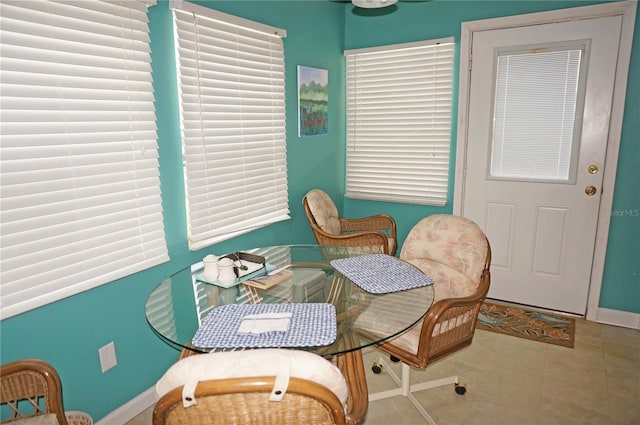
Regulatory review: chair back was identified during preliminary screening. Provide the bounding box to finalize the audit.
[401,214,489,288]
[303,189,396,255]
[0,359,69,425]
[154,376,345,425]
[303,189,341,235]
[153,349,347,425]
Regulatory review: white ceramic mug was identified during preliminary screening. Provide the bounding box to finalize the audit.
[203,255,219,281]
[217,257,237,285]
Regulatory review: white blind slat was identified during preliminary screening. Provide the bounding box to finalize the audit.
[0,0,169,320]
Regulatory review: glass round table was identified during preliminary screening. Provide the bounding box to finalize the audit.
[145,245,434,424]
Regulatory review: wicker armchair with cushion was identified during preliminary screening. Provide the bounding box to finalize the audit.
[153,349,349,425]
[0,359,69,425]
[355,214,491,424]
[303,189,397,256]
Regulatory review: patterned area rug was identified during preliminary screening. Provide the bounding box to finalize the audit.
[476,301,575,348]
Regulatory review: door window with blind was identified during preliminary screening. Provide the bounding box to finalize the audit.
[0,0,167,320]
[490,42,589,183]
[345,38,455,206]
[171,0,290,251]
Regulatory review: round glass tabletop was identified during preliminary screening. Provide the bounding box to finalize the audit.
[145,245,434,357]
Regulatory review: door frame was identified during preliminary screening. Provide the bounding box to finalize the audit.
[453,1,637,320]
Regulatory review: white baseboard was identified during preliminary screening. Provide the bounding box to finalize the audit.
[595,307,640,329]
[95,386,155,425]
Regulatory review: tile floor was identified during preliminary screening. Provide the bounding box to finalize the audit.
[127,318,639,425]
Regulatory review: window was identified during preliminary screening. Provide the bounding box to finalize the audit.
[171,0,289,250]
[0,0,168,320]
[345,38,455,206]
[491,44,587,182]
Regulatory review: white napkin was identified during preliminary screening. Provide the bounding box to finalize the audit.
[237,312,292,335]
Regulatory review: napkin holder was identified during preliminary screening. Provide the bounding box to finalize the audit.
[222,252,266,278]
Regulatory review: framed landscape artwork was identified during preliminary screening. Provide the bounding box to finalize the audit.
[298,66,328,137]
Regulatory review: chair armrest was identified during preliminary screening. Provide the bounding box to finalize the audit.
[339,214,396,236]
[312,228,391,255]
[416,270,490,363]
[339,214,397,255]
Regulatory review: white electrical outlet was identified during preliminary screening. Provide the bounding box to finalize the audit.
[99,341,117,373]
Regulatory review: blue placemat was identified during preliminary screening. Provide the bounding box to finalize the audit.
[330,254,434,294]
[192,303,337,349]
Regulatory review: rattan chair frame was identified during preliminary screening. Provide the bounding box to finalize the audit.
[302,195,397,256]
[153,376,346,425]
[0,359,69,425]
[177,343,367,425]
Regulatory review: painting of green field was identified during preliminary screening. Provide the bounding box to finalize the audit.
[298,66,328,137]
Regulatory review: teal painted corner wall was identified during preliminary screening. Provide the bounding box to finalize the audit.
[0,1,345,421]
[0,1,636,422]
[599,16,640,311]
[343,0,640,314]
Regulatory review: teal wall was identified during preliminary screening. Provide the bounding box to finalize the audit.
[0,1,345,421]
[0,0,636,421]
[343,0,640,313]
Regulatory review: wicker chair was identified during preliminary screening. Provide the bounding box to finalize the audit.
[153,349,348,425]
[0,359,69,425]
[356,214,491,424]
[303,189,397,256]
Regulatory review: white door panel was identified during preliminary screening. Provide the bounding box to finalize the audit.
[462,16,623,314]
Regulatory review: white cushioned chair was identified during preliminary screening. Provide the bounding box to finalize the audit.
[303,189,397,256]
[154,349,348,425]
[356,214,491,424]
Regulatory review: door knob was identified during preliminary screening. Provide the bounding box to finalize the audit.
[585,185,597,196]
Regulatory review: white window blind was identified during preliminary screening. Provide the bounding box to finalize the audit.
[491,46,585,181]
[345,38,455,206]
[0,0,168,320]
[171,0,290,251]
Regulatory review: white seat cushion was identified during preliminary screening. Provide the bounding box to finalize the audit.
[156,348,348,407]
[8,415,59,425]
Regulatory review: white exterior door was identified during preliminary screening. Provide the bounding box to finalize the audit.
[460,15,624,314]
